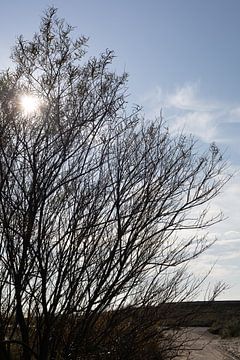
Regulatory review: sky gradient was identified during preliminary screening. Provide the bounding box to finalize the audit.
[0,0,240,300]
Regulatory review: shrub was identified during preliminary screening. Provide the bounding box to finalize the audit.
[209,318,240,338]
[221,319,240,338]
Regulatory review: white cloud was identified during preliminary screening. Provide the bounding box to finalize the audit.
[166,83,217,112]
[140,82,240,299]
[170,111,217,142]
[140,82,240,145]
[230,107,240,121]
[190,173,240,299]
[223,230,240,240]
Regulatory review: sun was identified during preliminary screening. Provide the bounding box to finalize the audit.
[19,94,41,115]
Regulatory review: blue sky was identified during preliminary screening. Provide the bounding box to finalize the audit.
[0,0,240,300]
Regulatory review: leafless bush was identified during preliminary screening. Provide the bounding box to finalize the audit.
[0,7,230,360]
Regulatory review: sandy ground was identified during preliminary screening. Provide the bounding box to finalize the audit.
[177,327,240,360]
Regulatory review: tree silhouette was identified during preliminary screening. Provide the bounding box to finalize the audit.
[0,8,230,360]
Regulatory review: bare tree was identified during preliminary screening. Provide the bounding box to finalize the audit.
[0,8,230,360]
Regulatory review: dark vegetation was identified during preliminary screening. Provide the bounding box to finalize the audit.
[0,7,231,360]
[157,300,240,327]
[210,318,240,338]
[1,301,240,359]
[204,301,240,338]
[158,300,240,338]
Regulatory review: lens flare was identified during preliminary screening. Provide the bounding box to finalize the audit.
[19,94,40,115]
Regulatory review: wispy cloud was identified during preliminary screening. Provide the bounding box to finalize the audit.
[229,107,240,122]
[140,83,240,299]
[171,111,217,142]
[140,82,240,145]
[166,82,217,112]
